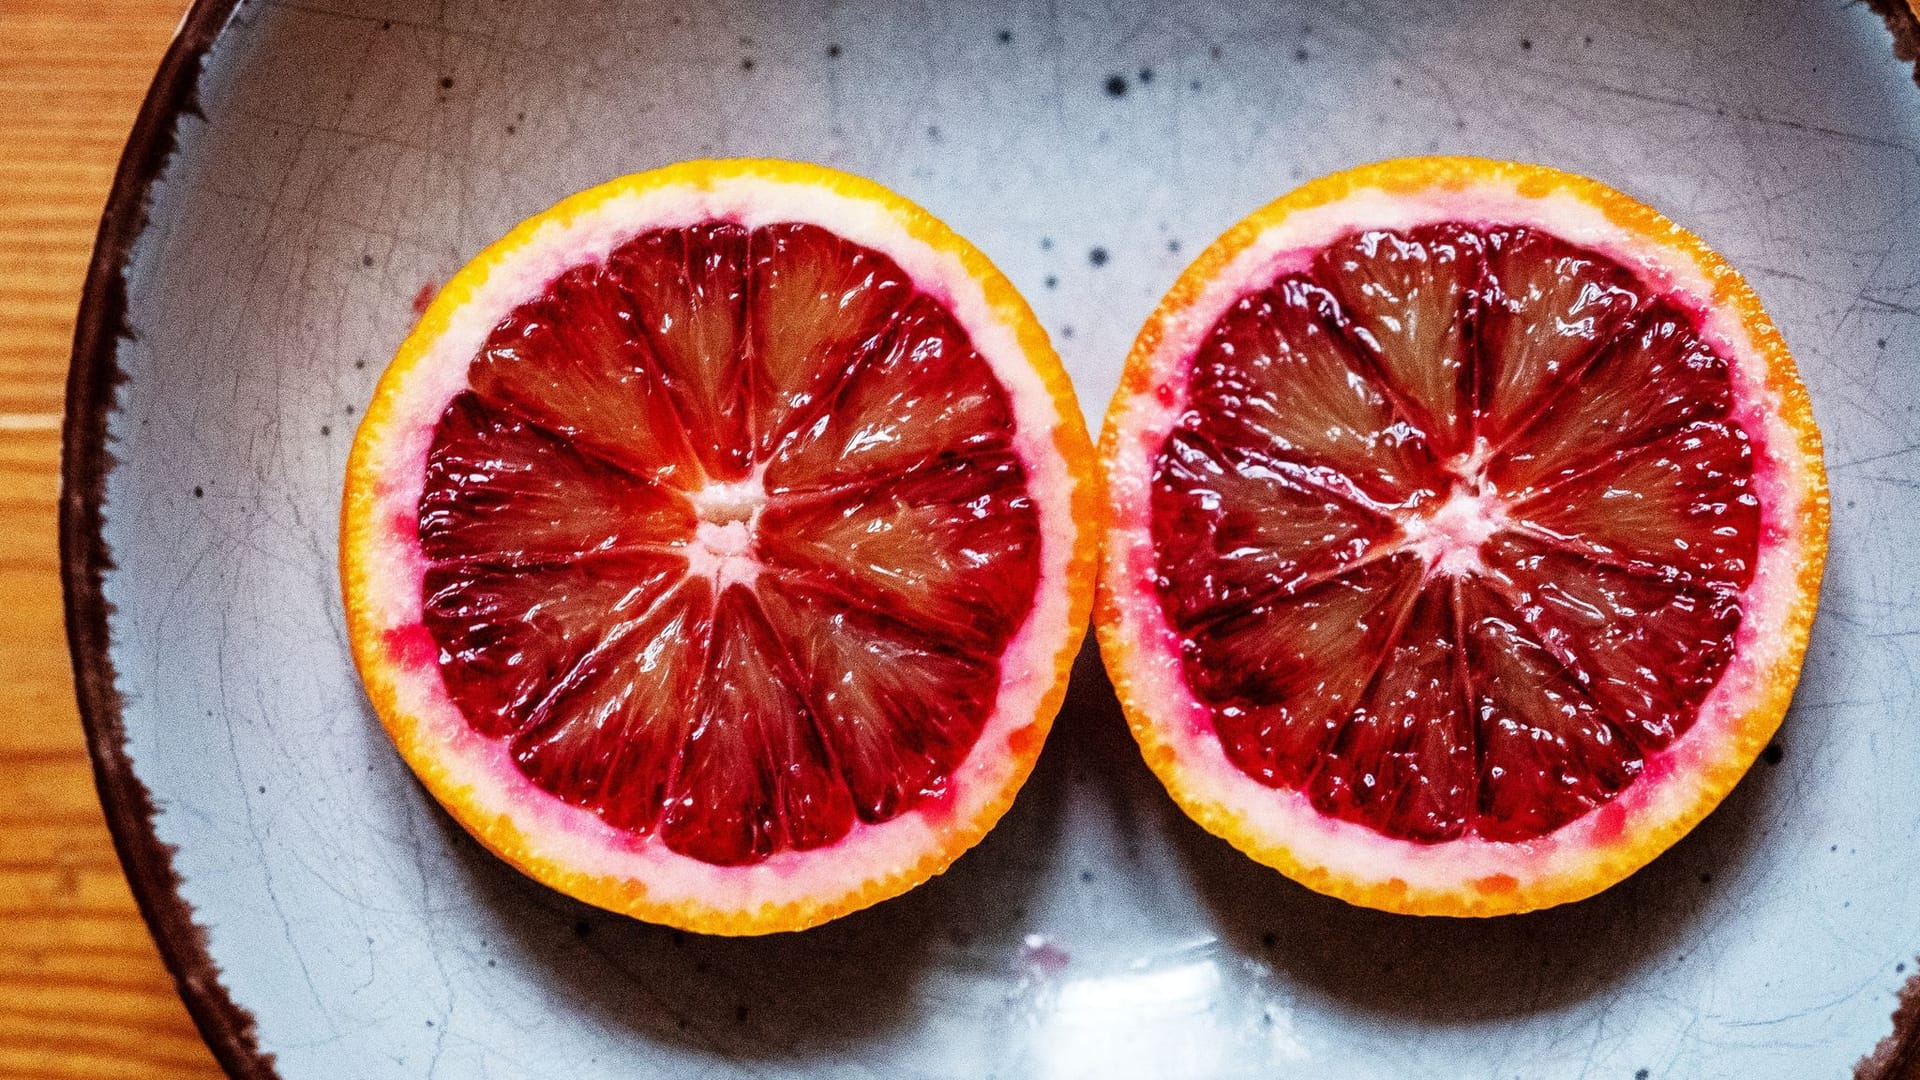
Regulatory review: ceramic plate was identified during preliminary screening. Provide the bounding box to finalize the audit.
[64,1,1920,1077]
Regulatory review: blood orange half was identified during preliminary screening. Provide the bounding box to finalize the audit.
[341,160,1097,934]
[1098,157,1827,916]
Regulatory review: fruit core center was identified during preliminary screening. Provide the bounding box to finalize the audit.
[687,478,767,586]
[1403,486,1504,575]
[1403,444,1503,575]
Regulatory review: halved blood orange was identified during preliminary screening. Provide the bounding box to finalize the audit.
[341,160,1097,934]
[1097,157,1827,916]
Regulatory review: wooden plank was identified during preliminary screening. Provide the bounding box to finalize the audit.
[0,1,223,1076]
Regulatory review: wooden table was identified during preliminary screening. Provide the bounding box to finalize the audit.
[1,2,222,1077]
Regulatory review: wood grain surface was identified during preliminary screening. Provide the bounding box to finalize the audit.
[0,2,223,1077]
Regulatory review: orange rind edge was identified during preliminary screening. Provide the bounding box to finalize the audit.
[1094,156,1829,917]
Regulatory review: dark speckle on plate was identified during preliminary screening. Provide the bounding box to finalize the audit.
[1104,74,1128,97]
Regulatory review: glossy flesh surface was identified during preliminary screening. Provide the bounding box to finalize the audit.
[418,222,1040,866]
[1151,223,1758,844]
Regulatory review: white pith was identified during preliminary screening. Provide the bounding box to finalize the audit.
[685,473,767,588]
[347,170,1080,918]
[1399,439,1506,577]
[1102,172,1823,903]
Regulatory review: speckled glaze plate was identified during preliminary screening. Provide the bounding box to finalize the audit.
[63,2,1920,1077]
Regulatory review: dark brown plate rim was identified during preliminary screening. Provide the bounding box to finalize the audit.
[55,2,1920,1078]
[58,0,277,1076]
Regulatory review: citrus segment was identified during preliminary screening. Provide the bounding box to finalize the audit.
[1098,157,1826,916]
[469,265,705,486]
[764,294,1020,494]
[1313,224,1480,449]
[758,454,1039,648]
[1477,532,1742,753]
[508,577,712,833]
[422,552,688,739]
[1148,429,1398,627]
[418,392,696,563]
[1312,577,1475,843]
[1474,227,1643,435]
[756,576,1003,821]
[1488,298,1729,494]
[1509,420,1758,583]
[1183,279,1443,506]
[343,161,1095,933]
[746,223,910,457]
[1180,555,1425,788]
